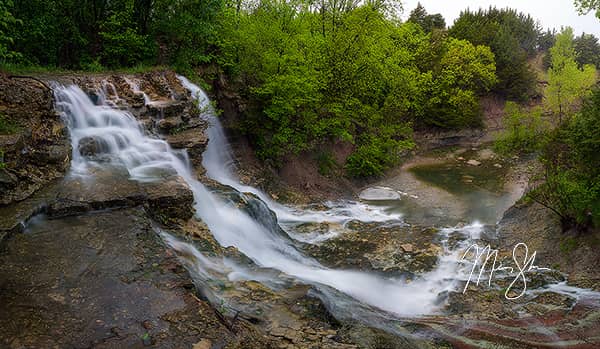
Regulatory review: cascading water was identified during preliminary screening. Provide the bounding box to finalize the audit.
[53,78,482,324]
[177,76,405,228]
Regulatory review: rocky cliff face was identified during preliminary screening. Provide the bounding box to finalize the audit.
[0,74,71,205]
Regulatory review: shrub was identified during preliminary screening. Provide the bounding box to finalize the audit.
[494,102,546,154]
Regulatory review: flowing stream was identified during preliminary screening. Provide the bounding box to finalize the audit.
[53,78,488,325]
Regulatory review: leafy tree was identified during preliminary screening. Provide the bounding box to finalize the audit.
[420,38,497,128]
[0,0,21,62]
[546,27,597,121]
[407,3,445,33]
[574,0,600,18]
[152,0,224,70]
[530,88,600,231]
[99,1,155,67]
[538,28,556,51]
[574,33,600,68]
[494,102,545,154]
[449,7,538,100]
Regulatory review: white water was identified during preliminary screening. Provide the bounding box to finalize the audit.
[124,77,152,105]
[54,79,481,318]
[177,76,404,228]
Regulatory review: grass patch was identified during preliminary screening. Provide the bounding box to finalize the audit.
[0,113,20,134]
[0,62,171,76]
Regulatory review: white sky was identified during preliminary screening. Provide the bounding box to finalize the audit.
[401,0,600,37]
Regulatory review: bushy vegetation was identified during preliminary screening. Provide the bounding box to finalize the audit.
[530,89,600,231]
[218,1,497,176]
[407,3,445,33]
[574,33,600,68]
[449,7,539,100]
[496,28,599,232]
[1,0,597,183]
[0,0,21,63]
[494,102,545,155]
[546,28,597,121]
[3,0,222,70]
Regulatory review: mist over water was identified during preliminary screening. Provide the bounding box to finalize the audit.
[53,78,483,322]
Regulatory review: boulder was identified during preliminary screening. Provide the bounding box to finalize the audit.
[359,186,402,201]
[165,127,208,165]
[143,176,194,224]
[78,137,105,157]
[157,117,183,134]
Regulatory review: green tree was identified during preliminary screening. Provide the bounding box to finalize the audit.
[152,0,225,70]
[420,38,497,128]
[494,102,545,154]
[0,0,21,62]
[530,88,600,231]
[574,33,600,68]
[574,0,600,18]
[99,0,155,67]
[407,3,445,33]
[546,27,597,121]
[449,7,538,100]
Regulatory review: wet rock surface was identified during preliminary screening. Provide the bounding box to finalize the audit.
[0,74,70,205]
[0,208,272,349]
[2,72,600,349]
[303,223,442,277]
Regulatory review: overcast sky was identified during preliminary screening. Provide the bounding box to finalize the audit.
[401,0,600,37]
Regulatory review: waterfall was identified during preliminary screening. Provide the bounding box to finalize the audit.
[177,76,406,229]
[53,79,472,320]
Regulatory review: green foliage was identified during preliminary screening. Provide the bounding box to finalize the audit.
[6,0,222,68]
[152,0,224,70]
[494,102,545,155]
[546,27,597,121]
[574,33,600,68]
[420,38,497,128]
[449,7,539,100]
[218,1,497,176]
[407,3,445,33]
[316,152,337,176]
[0,0,21,62]
[530,88,600,231]
[575,0,600,18]
[99,5,155,67]
[538,29,556,52]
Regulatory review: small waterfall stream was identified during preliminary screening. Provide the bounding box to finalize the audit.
[52,78,485,324]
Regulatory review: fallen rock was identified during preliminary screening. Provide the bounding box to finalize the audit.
[359,186,401,201]
[400,243,414,253]
[466,159,481,166]
[193,338,212,349]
